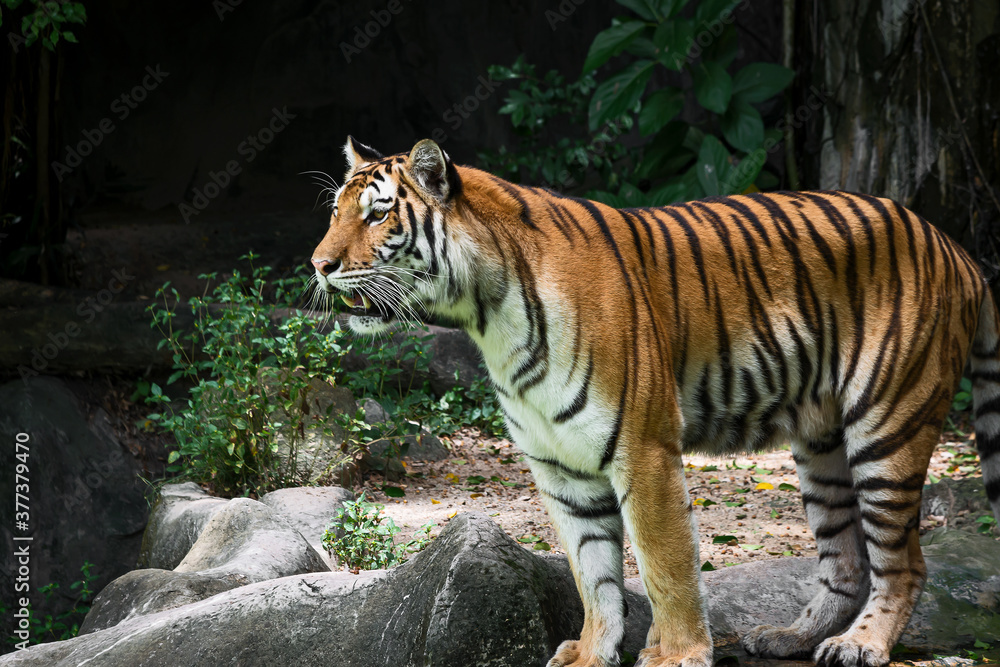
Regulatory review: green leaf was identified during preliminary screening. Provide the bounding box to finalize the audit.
[703,23,739,69]
[658,0,693,19]
[696,0,740,25]
[382,485,405,498]
[589,60,655,131]
[232,418,248,430]
[582,20,649,73]
[518,534,542,543]
[63,31,78,43]
[741,544,763,551]
[696,135,731,196]
[638,87,684,136]
[533,541,552,551]
[692,61,732,114]
[615,0,658,20]
[167,450,180,464]
[732,63,795,103]
[700,560,715,571]
[700,464,718,472]
[466,475,487,485]
[712,535,738,544]
[778,483,798,491]
[652,19,694,70]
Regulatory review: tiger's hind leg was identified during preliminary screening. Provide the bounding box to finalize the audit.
[812,406,943,667]
[743,433,869,658]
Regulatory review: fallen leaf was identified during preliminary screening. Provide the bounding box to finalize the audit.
[755,482,774,490]
[431,498,441,504]
[778,482,797,491]
[533,542,551,551]
[447,510,457,519]
[741,544,763,551]
[445,473,459,483]
[470,493,482,499]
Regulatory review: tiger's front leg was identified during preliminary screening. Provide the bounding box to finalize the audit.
[607,441,713,667]
[530,459,627,667]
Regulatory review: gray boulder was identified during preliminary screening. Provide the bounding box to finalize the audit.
[0,377,147,644]
[137,482,228,570]
[922,476,995,535]
[80,497,329,634]
[705,526,1000,655]
[358,397,450,463]
[259,486,356,568]
[3,513,651,666]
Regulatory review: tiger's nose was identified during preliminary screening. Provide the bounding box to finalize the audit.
[310,258,341,276]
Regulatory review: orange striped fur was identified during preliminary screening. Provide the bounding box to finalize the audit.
[311,137,1000,667]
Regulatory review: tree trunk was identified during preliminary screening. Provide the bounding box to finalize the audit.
[795,0,1000,261]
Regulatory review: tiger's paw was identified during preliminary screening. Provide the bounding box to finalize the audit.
[545,640,613,667]
[814,636,890,667]
[633,643,713,667]
[741,624,815,659]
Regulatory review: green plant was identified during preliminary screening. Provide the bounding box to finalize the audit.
[322,492,434,569]
[478,56,635,192]
[483,0,794,206]
[0,0,86,50]
[3,562,97,649]
[976,514,997,535]
[952,376,973,412]
[147,254,354,497]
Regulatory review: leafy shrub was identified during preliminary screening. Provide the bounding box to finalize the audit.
[952,376,973,412]
[147,254,353,497]
[146,256,506,497]
[2,562,97,649]
[482,0,795,206]
[322,493,434,569]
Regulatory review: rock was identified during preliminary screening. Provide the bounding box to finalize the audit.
[5,513,650,666]
[137,482,228,570]
[0,377,147,644]
[11,511,999,666]
[358,397,450,463]
[259,486,356,568]
[922,476,995,535]
[338,321,486,394]
[704,526,1000,654]
[359,397,386,425]
[81,497,328,634]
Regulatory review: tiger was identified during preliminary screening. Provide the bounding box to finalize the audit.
[310,136,1000,667]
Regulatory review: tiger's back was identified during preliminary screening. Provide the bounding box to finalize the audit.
[311,138,1000,667]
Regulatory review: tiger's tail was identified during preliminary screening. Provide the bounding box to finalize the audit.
[971,289,1000,523]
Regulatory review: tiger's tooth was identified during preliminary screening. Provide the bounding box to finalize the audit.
[340,294,353,308]
[361,294,371,310]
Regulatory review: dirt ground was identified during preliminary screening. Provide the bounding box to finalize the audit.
[357,423,987,579]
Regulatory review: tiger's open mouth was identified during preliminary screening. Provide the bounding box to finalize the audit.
[333,289,393,321]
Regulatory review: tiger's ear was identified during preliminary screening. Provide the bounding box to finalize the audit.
[406,139,461,202]
[343,136,383,175]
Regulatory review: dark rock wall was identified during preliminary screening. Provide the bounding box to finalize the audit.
[58,1,619,210]
[794,0,1000,248]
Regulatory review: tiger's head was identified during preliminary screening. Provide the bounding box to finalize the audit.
[311,136,467,335]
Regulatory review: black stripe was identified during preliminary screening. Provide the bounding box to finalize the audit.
[541,490,619,518]
[554,354,594,423]
[819,577,856,598]
[814,517,856,539]
[801,492,856,509]
[578,534,621,552]
[854,473,924,492]
[523,454,599,481]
